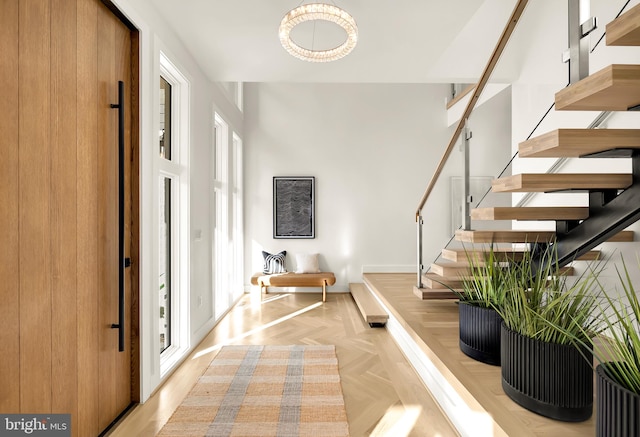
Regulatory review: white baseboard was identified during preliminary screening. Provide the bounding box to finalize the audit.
[362,265,416,273]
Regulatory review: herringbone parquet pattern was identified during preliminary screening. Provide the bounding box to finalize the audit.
[364,273,597,436]
[108,291,457,437]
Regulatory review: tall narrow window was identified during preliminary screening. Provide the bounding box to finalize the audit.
[211,116,243,318]
[212,114,229,319]
[159,177,171,352]
[158,75,172,354]
[236,82,243,112]
[159,77,172,160]
[159,77,173,354]
[158,52,190,376]
[232,133,244,300]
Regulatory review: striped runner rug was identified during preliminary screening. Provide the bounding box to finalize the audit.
[158,345,350,437]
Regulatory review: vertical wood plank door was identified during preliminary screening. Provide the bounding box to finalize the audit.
[0,0,139,435]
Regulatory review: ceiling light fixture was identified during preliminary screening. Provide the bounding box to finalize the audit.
[279,3,358,63]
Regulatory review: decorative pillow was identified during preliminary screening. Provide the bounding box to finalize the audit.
[295,253,320,274]
[262,250,287,274]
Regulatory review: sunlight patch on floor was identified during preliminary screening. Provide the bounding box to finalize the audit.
[192,301,323,359]
[254,293,292,306]
[237,292,292,310]
[370,405,422,437]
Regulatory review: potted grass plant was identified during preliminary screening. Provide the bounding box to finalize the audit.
[561,257,640,436]
[457,246,511,365]
[593,258,640,437]
[495,245,603,422]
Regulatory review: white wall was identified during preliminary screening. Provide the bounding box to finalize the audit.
[112,0,243,401]
[244,83,451,288]
[243,83,513,289]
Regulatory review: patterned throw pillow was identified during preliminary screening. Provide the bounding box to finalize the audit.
[262,250,287,274]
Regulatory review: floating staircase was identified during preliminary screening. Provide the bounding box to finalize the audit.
[415,5,640,299]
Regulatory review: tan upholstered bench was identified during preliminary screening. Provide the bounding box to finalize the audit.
[251,272,336,302]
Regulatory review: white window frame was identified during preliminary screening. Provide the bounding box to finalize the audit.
[212,113,230,319]
[158,52,190,377]
[232,133,244,301]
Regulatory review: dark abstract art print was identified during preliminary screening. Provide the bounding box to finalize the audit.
[273,176,315,239]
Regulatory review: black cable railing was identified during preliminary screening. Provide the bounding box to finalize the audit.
[421,0,633,278]
[427,97,562,269]
[469,0,633,219]
[591,0,631,53]
[427,0,633,270]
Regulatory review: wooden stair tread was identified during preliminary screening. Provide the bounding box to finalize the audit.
[413,286,459,300]
[519,129,640,158]
[422,273,464,289]
[349,283,388,326]
[431,262,481,276]
[605,230,634,242]
[442,248,601,262]
[555,64,640,111]
[606,3,640,46]
[442,248,527,262]
[455,229,633,244]
[492,173,632,192]
[431,262,574,276]
[471,206,589,221]
[455,229,557,243]
[575,250,602,261]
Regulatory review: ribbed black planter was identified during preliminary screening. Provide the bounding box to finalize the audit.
[596,364,640,437]
[500,323,593,422]
[458,302,501,366]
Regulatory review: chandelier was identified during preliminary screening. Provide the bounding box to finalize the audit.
[279,3,358,63]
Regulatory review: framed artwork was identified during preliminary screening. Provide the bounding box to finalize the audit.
[273,176,315,239]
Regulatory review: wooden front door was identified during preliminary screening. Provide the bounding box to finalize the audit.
[0,0,139,435]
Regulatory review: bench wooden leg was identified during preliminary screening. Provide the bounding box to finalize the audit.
[322,280,327,302]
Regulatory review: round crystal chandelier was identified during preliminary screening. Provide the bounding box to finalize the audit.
[279,3,358,63]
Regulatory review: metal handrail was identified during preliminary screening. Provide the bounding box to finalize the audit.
[415,0,529,219]
[414,0,528,289]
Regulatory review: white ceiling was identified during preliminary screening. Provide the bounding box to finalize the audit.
[147,0,535,83]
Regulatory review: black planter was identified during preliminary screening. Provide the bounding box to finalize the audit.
[596,364,640,437]
[500,323,593,422]
[458,302,501,366]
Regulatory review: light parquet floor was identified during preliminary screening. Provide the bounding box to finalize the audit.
[364,273,596,437]
[107,291,457,437]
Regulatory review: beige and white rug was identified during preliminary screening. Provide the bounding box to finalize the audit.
[158,345,349,437]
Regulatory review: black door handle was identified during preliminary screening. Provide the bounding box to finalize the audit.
[110,81,125,353]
